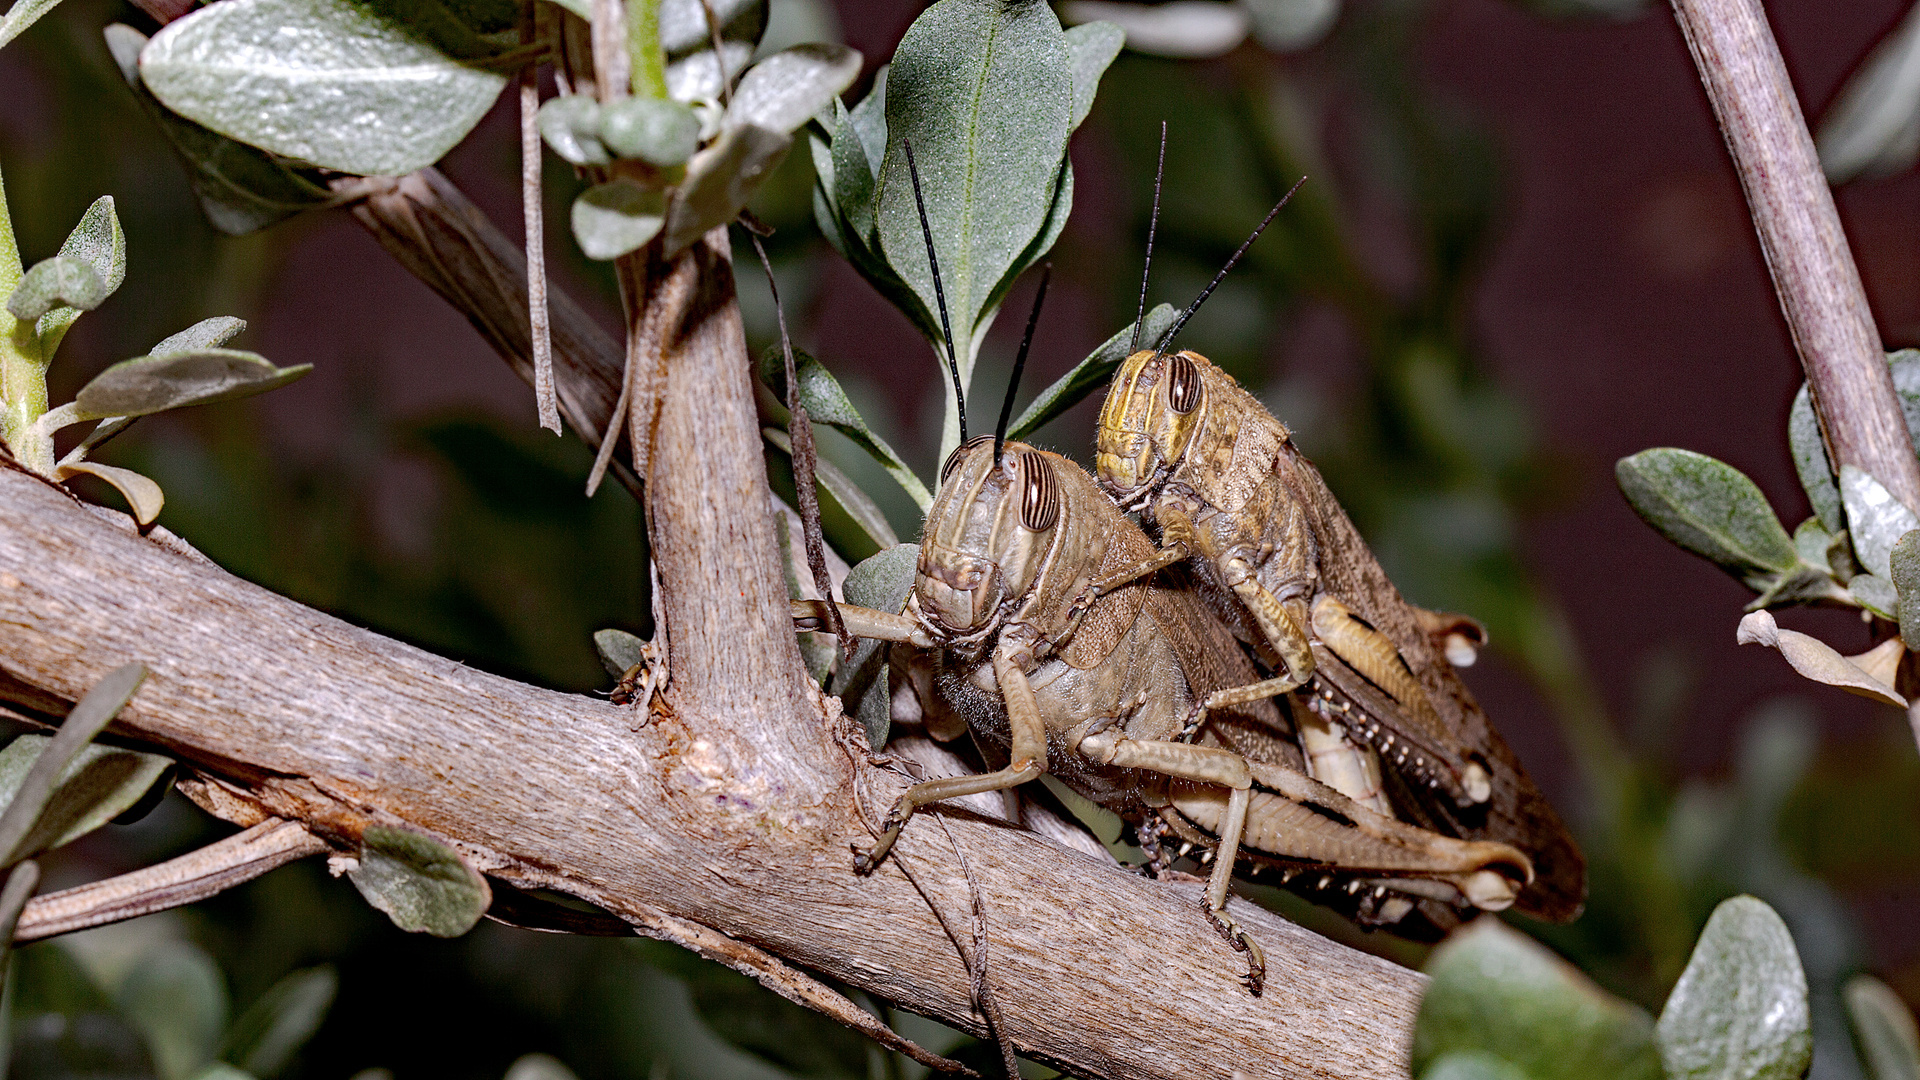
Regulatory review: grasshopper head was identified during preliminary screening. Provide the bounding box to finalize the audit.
[1096,349,1208,509]
[913,436,1064,645]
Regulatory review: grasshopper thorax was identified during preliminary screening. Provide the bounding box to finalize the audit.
[1095,349,1209,510]
[913,436,1065,648]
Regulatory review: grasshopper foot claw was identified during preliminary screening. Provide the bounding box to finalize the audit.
[1202,902,1266,996]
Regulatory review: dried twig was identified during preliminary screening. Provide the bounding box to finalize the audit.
[520,0,560,435]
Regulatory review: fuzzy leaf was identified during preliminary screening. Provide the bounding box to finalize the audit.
[1064,21,1125,128]
[1010,305,1178,440]
[1847,572,1901,620]
[24,195,127,358]
[659,123,792,257]
[1617,449,1797,590]
[1841,465,1920,579]
[105,25,334,237]
[1060,0,1250,58]
[726,43,861,136]
[347,826,491,937]
[218,965,337,1078]
[56,461,166,525]
[75,349,311,421]
[1893,530,1920,649]
[763,426,899,550]
[140,0,509,176]
[1414,918,1662,1080]
[599,98,701,166]
[0,0,72,50]
[1736,610,1906,707]
[659,0,764,57]
[118,940,229,1080]
[537,95,611,166]
[1655,896,1810,1080]
[593,628,647,680]
[0,737,173,863]
[834,544,918,750]
[1845,975,1920,1080]
[152,316,247,355]
[571,180,665,261]
[760,346,932,509]
[7,257,107,323]
[0,662,148,868]
[1788,350,1920,535]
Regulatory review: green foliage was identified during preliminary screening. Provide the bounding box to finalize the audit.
[0,664,158,867]
[1008,303,1177,440]
[139,0,510,176]
[1845,976,1920,1080]
[599,97,702,166]
[74,349,311,420]
[118,940,231,1080]
[1615,449,1799,593]
[347,826,492,938]
[1893,529,1920,649]
[759,345,931,508]
[218,965,338,1077]
[1654,897,1810,1080]
[570,179,667,261]
[835,544,918,748]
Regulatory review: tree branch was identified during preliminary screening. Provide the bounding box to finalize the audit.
[0,469,1425,1080]
[1669,0,1920,514]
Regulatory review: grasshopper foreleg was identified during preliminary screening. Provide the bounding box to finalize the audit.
[854,640,1048,874]
[1075,730,1267,994]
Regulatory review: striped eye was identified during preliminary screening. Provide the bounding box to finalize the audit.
[1018,452,1059,532]
[1166,353,1200,414]
[941,434,995,484]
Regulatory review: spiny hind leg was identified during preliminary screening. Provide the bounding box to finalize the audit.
[1075,731,1265,994]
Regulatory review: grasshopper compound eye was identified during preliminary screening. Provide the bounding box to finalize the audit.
[1017,452,1059,532]
[1166,353,1201,414]
[941,434,995,484]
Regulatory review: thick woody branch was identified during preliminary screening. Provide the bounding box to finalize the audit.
[0,469,1425,1080]
[1669,0,1920,513]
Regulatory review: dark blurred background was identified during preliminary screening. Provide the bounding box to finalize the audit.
[3,0,1919,1077]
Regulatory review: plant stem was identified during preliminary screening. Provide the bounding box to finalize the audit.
[0,162,49,474]
[1669,0,1920,515]
[626,0,666,100]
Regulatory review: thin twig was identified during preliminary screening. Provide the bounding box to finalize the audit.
[521,0,560,435]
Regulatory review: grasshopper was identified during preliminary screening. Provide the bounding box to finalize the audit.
[1093,346,1585,922]
[795,435,1538,991]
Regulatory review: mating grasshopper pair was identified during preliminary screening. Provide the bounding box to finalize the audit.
[789,163,1583,995]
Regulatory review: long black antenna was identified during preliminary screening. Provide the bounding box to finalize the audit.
[1130,121,1167,355]
[994,262,1051,466]
[904,140,966,442]
[1153,174,1308,356]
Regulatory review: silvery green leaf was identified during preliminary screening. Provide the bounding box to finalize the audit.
[835,544,918,749]
[140,0,509,176]
[600,97,701,165]
[118,940,229,1080]
[1746,565,1848,611]
[0,736,173,863]
[347,826,491,937]
[1064,21,1125,128]
[218,965,337,1078]
[503,1055,582,1080]
[759,346,931,508]
[762,426,899,549]
[537,95,610,166]
[659,123,792,257]
[31,194,128,359]
[7,257,107,323]
[875,0,1073,452]
[1788,350,1920,535]
[1844,975,1920,1080]
[0,862,39,985]
[755,0,839,58]
[1420,1053,1534,1080]
[726,44,861,136]
[571,180,666,261]
[0,662,147,868]
[1841,464,1920,579]
[1616,449,1797,591]
[1655,896,1810,1080]
[75,349,312,420]
[1060,0,1250,58]
[57,461,166,526]
[1849,572,1900,620]
[1892,530,1920,648]
[660,0,765,57]
[1414,917,1662,1080]
[0,0,71,50]
[1818,1,1920,183]
[1237,0,1340,52]
[665,44,755,104]
[153,316,246,355]
[594,628,647,679]
[1010,304,1179,440]
[104,25,334,237]
[1792,518,1835,573]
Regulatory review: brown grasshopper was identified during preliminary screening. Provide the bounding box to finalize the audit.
[795,435,1537,992]
[1093,345,1585,922]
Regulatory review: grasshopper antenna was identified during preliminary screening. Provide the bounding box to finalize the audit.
[993,262,1051,467]
[1153,173,1308,356]
[1129,121,1167,355]
[748,228,852,661]
[904,140,967,443]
